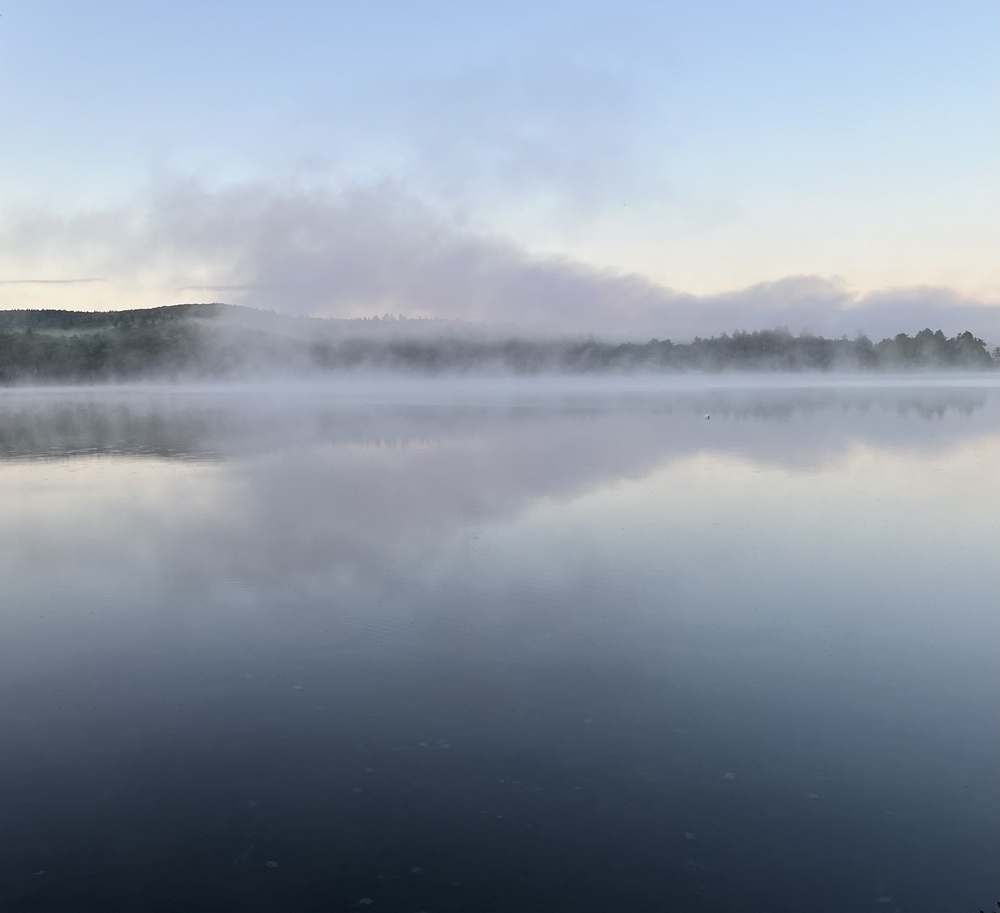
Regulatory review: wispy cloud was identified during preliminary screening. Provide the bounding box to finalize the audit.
[392,63,665,223]
[0,277,105,285]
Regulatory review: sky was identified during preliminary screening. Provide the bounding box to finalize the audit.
[0,1,997,338]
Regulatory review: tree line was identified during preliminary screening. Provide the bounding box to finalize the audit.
[0,306,997,383]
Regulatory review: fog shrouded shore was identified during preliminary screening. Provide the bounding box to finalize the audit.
[0,303,997,384]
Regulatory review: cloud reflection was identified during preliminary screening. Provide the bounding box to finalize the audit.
[0,383,996,614]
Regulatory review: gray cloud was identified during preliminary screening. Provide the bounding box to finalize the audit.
[2,180,998,343]
[176,284,255,292]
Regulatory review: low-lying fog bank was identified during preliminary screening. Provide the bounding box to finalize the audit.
[1,304,997,384]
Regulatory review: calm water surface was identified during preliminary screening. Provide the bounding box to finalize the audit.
[0,378,997,913]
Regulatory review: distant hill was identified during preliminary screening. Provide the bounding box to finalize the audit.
[0,302,225,331]
[0,304,996,383]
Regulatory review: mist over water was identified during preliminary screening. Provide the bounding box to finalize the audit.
[1,378,997,912]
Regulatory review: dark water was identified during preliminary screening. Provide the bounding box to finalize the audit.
[1,378,997,913]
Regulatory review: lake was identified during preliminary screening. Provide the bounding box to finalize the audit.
[0,377,997,913]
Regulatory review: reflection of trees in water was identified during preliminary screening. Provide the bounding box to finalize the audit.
[0,401,505,460]
[688,390,989,423]
[0,403,228,461]
[892,395,981,419]
[0,386,994,462]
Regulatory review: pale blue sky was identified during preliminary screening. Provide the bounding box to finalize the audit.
[0,1,997,332]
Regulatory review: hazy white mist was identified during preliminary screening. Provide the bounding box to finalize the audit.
[2,180,998,343]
